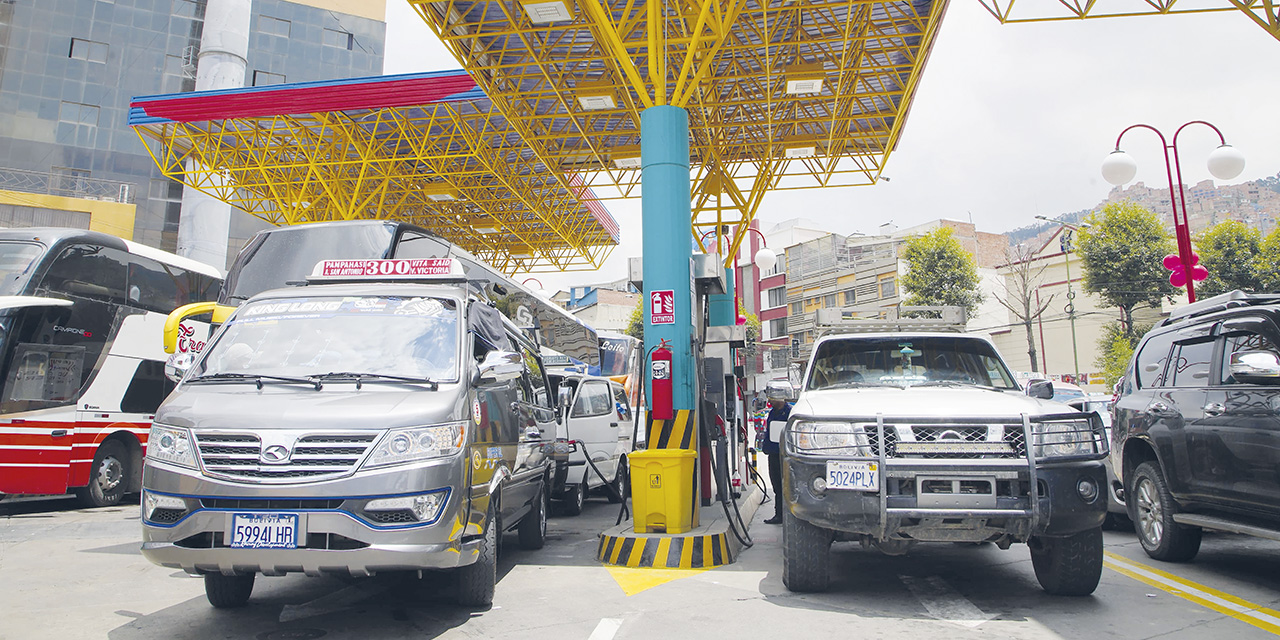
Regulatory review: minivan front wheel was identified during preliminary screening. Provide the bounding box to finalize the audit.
[456,506,498,607]
[607,459,628,504]
[1131,461,1201,562]
[560,478,586,516]
[517,484,547,550]
[204,573,254,608]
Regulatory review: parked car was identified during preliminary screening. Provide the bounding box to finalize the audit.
[546,372,632,514]
[1066,394,1126,526]
[1112,290,1280,561]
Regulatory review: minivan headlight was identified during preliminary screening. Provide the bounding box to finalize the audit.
[363,422,466,469]
[1033,420,1099,459]
[789,421,873,456]
[147,425,197,469]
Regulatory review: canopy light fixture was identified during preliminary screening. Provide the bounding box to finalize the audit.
[521,0,573,24]
[576,80,616,111]
[612,145,640,169]
[420,185,460,201]
[785,62,826,95]
[784,145,816,158]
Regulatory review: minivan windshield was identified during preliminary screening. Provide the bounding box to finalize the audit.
[194,295,461,382]
[807,336,1019,391]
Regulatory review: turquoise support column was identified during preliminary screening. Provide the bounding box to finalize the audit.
[641,106,694,413]
[708,263,735,326]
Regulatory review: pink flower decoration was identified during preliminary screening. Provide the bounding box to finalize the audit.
[1164,253,1208,288]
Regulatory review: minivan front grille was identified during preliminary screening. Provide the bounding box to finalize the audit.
[194,432,379,483]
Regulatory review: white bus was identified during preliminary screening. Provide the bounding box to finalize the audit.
[0,228,221,506]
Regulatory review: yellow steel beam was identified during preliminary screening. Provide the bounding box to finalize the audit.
[978,0,1279,41]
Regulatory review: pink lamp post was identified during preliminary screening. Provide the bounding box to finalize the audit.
[1101,121,1245,303]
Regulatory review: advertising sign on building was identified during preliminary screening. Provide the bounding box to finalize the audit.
[650,290,675,325]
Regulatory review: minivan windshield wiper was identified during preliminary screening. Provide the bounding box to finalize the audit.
[312,372,439,391]
[187,372,322,390]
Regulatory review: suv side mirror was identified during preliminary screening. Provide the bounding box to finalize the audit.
[165,352,197,383]
[1026,379,1054,400]
[1230,350,1280,384]
[477,350,522,385]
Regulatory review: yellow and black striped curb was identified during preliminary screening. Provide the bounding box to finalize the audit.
[646,409,695,449]
[596,530,733,568]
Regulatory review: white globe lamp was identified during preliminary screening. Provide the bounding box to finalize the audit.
[754,246,777,272]
[1206,144,1245,181]
[1101,150,1138,186]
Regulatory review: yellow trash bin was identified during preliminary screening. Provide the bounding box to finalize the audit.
[629,448,698,534]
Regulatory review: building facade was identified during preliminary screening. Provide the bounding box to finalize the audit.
[0,0,385,265]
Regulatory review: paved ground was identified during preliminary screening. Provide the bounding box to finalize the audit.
[4,489,1280,640]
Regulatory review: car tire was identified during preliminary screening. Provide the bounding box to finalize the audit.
[75,440,128,508]
[517,484,547,550]
[1029,527,1104,596]
[782,508,832,593]
[607,459,628,504]
[456,505,498,607]
[1131,461,1202,562]
[560,478,586,516]
[204,573,255,608]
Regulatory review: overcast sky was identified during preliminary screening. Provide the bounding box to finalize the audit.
[383,1,1280,293]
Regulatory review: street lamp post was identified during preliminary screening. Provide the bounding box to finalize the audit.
[1035,215,1087,385]
[1100,121,1246,303]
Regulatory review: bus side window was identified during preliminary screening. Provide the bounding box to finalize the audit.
[127,257,180,313]
[121,360,174,414]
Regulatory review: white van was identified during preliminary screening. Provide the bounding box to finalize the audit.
[546,372,632,515]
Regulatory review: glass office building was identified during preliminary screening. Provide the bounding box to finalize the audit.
[0,0,385,263]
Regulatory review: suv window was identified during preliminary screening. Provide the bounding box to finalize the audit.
[1136,331,1175,388]
[571,381,612,418]
[1221,331,1280,384]
[1170,339,1214,387]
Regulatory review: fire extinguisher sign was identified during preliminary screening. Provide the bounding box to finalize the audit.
[650,290,675,325]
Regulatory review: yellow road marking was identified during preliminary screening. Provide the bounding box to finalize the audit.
[1104,551,1280,635]
[606,566,710,596]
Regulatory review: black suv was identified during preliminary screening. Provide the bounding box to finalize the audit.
[1112,290,1280,561]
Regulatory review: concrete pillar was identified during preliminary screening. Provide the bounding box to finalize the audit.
[177,0,251,269]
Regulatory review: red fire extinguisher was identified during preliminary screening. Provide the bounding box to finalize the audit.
[650,339,673,420]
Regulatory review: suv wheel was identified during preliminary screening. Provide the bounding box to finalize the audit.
[782,508,832,592]
[517,484,547,550]
[1131,461,1202,561]
[204,573,255,608]
[1029,527,1103,596]
[456,505,498,607]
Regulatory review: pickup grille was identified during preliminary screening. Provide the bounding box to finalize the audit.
[194,432,378,483]
[887,424,1023,459]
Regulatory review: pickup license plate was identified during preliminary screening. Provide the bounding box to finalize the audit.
[230,513,298,549]
[826,460,879,492]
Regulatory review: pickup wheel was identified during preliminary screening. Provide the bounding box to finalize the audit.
[517,484,547,550]
[1131,461,1202,562]
[782,508,832,593]
[456,505,498,607]
[607,459,628,504]
[75,441,128,508]
[559,478,586,516]
[204,573,255,608]
[1030,527,1103,596]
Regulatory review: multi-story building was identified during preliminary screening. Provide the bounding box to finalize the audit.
[0,0,386,263]
[562,282,639,333]
[1101,177,1280,237]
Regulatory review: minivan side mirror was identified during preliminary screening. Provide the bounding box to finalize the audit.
[477,350,522,385]
[165,352,197,383]
[1026,379,1054,400]
[558,386,573,412]
[1230,350,1280,385]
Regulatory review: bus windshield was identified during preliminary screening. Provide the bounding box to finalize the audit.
[0,241,47,296]
[807,336,1019,391]
[195,295,461,382]
[598,335,634,378]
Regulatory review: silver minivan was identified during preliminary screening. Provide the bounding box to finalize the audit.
[140,259,555,608]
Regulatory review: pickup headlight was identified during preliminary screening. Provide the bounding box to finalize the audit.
[363,422,466,469]
[146,425,197,469]
[789,421,874,456]
[1033,420,1100,459]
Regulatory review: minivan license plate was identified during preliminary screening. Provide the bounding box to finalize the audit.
[230,513,298,549]
[826,460,879,492]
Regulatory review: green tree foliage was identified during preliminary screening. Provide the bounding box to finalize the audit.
[625,301,644,342]
[1094,321,1150,388]
[1256,227,1280,293]
[1196,220,1263,296]
[900,227,983,317]
[1076,202,1175,338]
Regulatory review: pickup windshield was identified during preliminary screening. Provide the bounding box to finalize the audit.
[193,295,460,382]
[807,336,1019,391]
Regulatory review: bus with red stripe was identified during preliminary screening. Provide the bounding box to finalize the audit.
[0,228,221,506]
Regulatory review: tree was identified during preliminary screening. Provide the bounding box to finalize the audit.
[1076,201,1175,339]
[1095,321,1152,388]
[625,301,644,342]
[1196,220,1263,296]
[1256,227,1280,293]
[900,227,983,317]
[993,243,1054,373]
[741,310,761,373]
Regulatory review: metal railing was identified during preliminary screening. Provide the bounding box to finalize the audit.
[0,167,136,204]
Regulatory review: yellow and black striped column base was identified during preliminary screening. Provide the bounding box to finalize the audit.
[596,530,734,568]
[646,409,695,449]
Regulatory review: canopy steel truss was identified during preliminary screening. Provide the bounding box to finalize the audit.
[977,0,1280,42]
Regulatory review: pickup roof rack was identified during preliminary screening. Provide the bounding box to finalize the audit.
[1161,290,1280,327]
[815,304,967,335]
